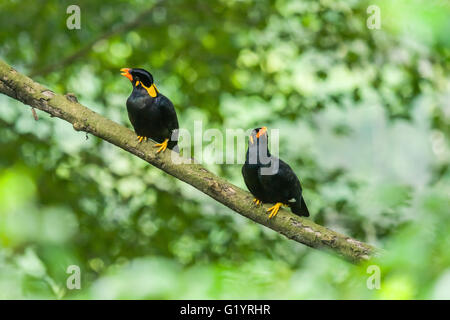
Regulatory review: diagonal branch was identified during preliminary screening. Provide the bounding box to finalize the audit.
[0,59,382,263]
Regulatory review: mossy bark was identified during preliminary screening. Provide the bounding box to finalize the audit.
[0,59,382,263]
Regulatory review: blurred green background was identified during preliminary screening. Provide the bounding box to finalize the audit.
[0,0,449,299]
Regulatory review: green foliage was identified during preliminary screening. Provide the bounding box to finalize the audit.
[0,0,449,299]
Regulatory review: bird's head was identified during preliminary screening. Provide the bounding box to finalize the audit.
[249,127,268,145]
[120,68,158,97]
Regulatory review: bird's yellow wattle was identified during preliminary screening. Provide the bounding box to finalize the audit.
[147,84,158,97]
[139,83,158,98]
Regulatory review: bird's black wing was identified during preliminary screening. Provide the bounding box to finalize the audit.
[157,94,179,148]
[158,94,179,132]
[258,158,302,200]
[258,157,309,216]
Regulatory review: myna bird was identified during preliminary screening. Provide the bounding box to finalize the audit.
[120,68,179,153]
[242,127,310,218]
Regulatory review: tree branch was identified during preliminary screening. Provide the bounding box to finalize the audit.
[0,59,382,263]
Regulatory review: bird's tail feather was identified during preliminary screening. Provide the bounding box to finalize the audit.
[290,197,310,217]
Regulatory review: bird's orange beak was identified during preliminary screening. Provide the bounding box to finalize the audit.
[256,126,267,138]
[120,68,133,81]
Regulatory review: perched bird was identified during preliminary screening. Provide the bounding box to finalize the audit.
[120,68,179,153]
[242,127,309,218]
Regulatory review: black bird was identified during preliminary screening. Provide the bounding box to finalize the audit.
[242,127,309,218]
[120,68,179,153]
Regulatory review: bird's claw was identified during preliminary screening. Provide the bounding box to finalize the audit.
[267,202,284,219]
[154,138,169,153]
[253,198,262,206]
[137,136,147,143]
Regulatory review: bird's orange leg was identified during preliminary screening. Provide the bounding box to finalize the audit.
[267,202,285,219]
[137,135,148,143]
[154,138,169,153]
[253,198,262,206]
